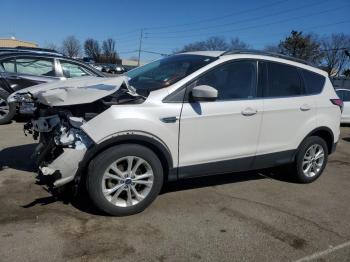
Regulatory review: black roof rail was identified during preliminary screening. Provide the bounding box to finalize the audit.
[221,49,313,66]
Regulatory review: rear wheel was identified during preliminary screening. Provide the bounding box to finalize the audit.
[86,144,164,216]
[0,89,16,125]
[293,136,328,183]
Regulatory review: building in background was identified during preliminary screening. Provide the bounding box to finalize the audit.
[122,59,146,70]
[0,37,37,48]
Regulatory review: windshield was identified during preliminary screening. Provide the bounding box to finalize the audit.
[126,54,217,94]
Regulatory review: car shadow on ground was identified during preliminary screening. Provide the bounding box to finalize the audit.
[0,143,36,172]
[0,143,296,216]
[23,169,295,217]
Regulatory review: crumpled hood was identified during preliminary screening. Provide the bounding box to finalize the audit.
[8,76,128,106]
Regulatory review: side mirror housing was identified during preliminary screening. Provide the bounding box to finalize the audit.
[191,85,218,102]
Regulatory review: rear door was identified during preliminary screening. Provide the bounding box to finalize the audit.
[255,61,317,167]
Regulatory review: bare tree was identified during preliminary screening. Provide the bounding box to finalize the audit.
[321,33,350,76]
[180,37,229,52]
[102,38,119,63]
[178,36,248,53]
[263,44,281,53]
[61,36,81,58]
[279,31,322,64]
[84,38,101,61]
[44,43,59,52]
[228,37,249,50]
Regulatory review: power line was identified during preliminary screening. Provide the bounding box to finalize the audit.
[144,0,290,30]
[145,0,329,36]
[140,20,350,51]
[145,5,349,39]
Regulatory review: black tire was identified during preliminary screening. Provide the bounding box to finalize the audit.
[293,136,328,183]
[86,144,164,216]
[0,89,16,125]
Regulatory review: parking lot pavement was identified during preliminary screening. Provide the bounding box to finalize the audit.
[0,122,350,262]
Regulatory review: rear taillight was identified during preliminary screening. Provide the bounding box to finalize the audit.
[330,99,344,112]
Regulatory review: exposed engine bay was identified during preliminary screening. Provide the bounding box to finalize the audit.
[9,76,145,187]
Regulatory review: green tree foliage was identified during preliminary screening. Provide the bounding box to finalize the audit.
[278,31,322,64]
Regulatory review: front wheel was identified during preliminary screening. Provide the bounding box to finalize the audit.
[86,144,164,216]
[293,136,328,183]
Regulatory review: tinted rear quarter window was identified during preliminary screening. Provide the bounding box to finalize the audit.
[265,62,303,97]
[302,70,325,95]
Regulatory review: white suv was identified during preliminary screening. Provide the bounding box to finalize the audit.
[9,51,342,216]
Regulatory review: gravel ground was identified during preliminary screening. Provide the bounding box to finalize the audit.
[0,122,350,262]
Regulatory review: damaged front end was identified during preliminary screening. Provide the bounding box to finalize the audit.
[10,76,145,187]
[26,111,93,187]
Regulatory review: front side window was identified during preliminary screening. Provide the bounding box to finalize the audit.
[302,69,325,95]
[60,61,92,78]
[265,62,303,97]
[194,60,257,101]
[16,57,55,76]
[126,54,217,94]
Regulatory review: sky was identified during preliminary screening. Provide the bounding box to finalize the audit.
[1,0,349,62]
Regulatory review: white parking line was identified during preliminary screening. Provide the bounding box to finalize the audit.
[294,241,350,262]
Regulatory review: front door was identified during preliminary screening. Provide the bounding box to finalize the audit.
[178,60,263,178]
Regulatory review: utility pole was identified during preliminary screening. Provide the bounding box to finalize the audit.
[137,28,143,66]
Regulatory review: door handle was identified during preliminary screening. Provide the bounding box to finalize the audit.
[300,104,311,111]
[241,107,257,116]
[160,116,178,123]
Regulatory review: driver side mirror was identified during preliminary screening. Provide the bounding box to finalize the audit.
[191,85,218,102]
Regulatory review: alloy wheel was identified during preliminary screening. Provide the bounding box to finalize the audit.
[302,144,325,177]
[101,156,154,207]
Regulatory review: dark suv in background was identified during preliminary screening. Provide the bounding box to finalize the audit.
[0,47,104,124]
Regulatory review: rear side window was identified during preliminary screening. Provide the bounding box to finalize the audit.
[265,62,303,97]
[302,70,325,95]
[16,58,55,76]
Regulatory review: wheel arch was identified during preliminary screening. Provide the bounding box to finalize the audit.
[303,126,335,154]
[77,133,176,183]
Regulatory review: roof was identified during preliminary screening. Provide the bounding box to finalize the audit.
[0,51,63,58]
[181,49,313,66]
[222,49,313,66]
[0,47,61,56]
